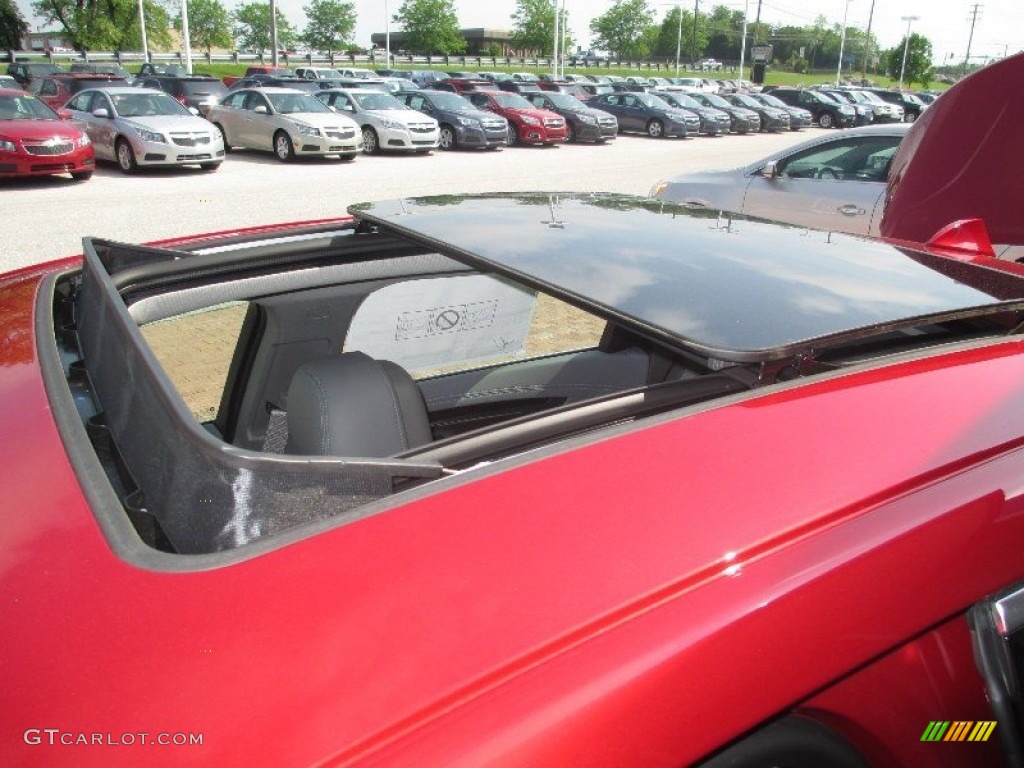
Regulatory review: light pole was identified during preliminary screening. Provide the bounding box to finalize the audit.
[738,0,748,79]
[835,0,852,85]
[551,0,559,79]
[898,15,919,89]
[385,0,390,64]
[674,3,683,76]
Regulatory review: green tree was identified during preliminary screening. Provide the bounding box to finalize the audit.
[590,0,655,59]
[511,0,564,56]
[652,7,707,60]
[0,0,28,50]
[175,0,233,54]
[303,0,355,55]
[882,33,933,87]
[234,2,297,52]
[32,0,172,51]
[392,0,465,56]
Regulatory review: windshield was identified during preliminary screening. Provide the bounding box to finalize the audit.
[543,91,583,109]
[756,93,787,108]
[267,92,331,114]
[729,94,762,109]
[111,91,191,117]
[639,93,673,109]
[0,92,59,120]
[664,92,701,109]
[494,92,534,109]
[351,91,406,110]
[423,91,474,111]
[698,93,730,108]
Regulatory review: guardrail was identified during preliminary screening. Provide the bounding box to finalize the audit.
[4,48,745,74]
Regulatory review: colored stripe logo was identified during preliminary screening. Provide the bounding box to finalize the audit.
[921,721,997,742]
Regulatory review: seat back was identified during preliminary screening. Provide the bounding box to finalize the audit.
[285,352,432,457]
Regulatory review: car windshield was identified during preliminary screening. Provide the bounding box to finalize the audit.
[729,94,762,109]
[351,91,406,110]
[425,91,475,111]
[664,92,701,109]
[586,84,614,95]
[110,92,191,117]
[697,93,730,108]
[267,92,331,114]
[0,92,59,120]
[543,91,582,109]
[639,93,672,109]
[756,93,787,108]
[493,92,533,109]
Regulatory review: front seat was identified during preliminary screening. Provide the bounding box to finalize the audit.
[285,352,432,457]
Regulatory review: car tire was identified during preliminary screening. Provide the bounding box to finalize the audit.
[905,112,917,123]
[70,170,93,181]
[566,123,577,143]
[506,126,518,146]
[646,119,664,138]
[438,125,455,150]
[216,123,231,152]
[115,139,137,173]
[274,131,295,162]
[362,127,379,154]
[819,112,834,129]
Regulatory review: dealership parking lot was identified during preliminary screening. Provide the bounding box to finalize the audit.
[3,128,827,272]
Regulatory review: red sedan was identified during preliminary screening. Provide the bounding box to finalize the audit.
[0,88,94,181]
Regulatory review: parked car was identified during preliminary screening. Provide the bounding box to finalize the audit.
[0,74,21,90]
[222,66,291,88]
[685,91,761,133]
[744,91,813,130]
[31,73,129,110]
[653,90,731,136]
[0,87,94,180]
[206,87,361,161]
[407,69,448,88]
[228,76,322,93]
[568,49,607,65]
[338,67,378,80]
[650,124,908,236]
[845,88,904,122]
[379,77,419,94]
[137,62,189,78]
[765,87,856,128]
[535,80,589,100]
[817,89,875,125]
[64,86,224,173]
[294,67,344,80]
[70,62,135,84]
[426,78,500,95]
[576,82,615,98]
[866,88,928,121]
[6,61,66,89]
[586,91,699,138]
[315,88,439,154]
[134,75,228,116]
[464,89,567,146]
[511,72,540,83]
[395,89,508,150]
[522,90,617,143]
[7,179,1024,766]
[719,92,790,132]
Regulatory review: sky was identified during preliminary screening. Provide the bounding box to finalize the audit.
[16,0,1023,66]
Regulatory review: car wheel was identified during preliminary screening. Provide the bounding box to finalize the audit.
[438,125,455,150]
[566,123,577,143]
[362,127,379,154]
[115,139,137,173]
[506,126,518,146]
[646,119,664,138]
[70,170,93,181]
[216,123,231,152]
[200,162,220,172]
[905,112,917,123]
[274,131,295,162]
[819,112,834,129]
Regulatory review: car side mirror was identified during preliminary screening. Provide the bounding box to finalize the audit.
[92,108,111,119]
[760,160,779,179]
[254,105,268,114]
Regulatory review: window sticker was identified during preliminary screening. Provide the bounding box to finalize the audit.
[345,275,536,373]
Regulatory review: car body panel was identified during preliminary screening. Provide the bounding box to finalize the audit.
[315,88,439,153]
[65,87,225,169]
[0,88,94,179]
[522,90,617,142]
[881,51,1024,260]
[31,73,129,110]
[651,124,908,236]
[465,90,566,145]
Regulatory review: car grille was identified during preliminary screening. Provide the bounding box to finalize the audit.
[409,123,435,134]
[170,133,211,147]
[24,140,74,156]
[482,119,506,130]
[324,128,356,140]
[715,115,730,126]
[543,118,564,128]
[598,117,617,128]
[684,115,700,128]
[30,163,76,172]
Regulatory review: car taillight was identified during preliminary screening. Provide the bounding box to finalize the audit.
[926,218,996,260]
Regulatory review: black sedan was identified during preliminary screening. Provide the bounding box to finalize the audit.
[523,91,618,142]
[585,92,699,138]
[653,90,731,136]
[745,91,813,131]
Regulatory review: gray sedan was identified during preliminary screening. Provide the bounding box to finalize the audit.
[585,92,699,138]
[650,124,909,236]
[64,87,225,172]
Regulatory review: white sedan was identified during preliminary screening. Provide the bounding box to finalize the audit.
[64,87,225,172]
[316,88,439,154]
[206,87,362,162]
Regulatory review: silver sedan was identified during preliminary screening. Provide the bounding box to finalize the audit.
[650,124,910,236]
[64,87,225,172]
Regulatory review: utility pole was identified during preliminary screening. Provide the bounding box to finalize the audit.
[860,0,875,82]
[738,0,748,79]
[752,0,762,45]
[963,4,982,75]
[898,15,918,89]
[691,0,699,68]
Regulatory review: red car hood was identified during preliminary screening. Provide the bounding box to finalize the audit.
[0,118,83,141]
[504,106,560,121]
[881,52,1024,255]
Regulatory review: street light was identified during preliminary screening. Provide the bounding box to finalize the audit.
[385,0,390,64]
[898,15,919,89]
[835,0,852,85]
